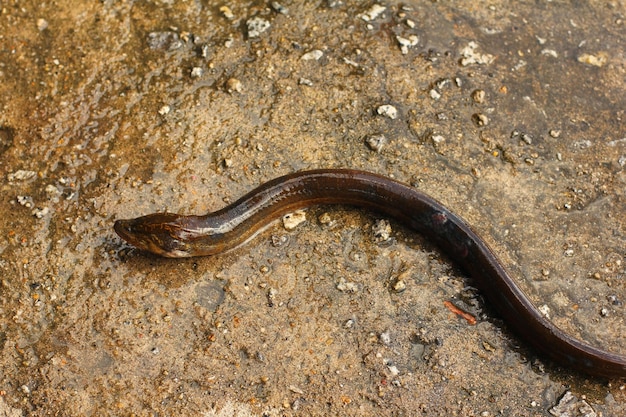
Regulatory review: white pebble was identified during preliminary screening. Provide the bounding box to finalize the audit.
[396,35,418,54]
[282,210,306,230]
[377,104,398,119]
[247,17,270,38]
[359,4,386,22]
[8,170,36,182]
[301,50,323,61]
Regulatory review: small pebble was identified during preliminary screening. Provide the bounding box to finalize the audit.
[147,31,182,51]
[200,44,211,58]
[219,6,235,20]
[270,235,289,247]
[17,195,34,208]
[282,210,306,230]
[8,170,36,181]
[359,4,386,22]
[225,78,243,93]
[460,41,495,66]
[271,2,289,14]
[299,78,313,86]
[431,134,445,144]
[392,280,406,293]
[549,391,597,417]
[288,385,304,394]
[472,89,485,103]
[336,278,359,293]
[36,18,48,31]
[379,331,391,345]
[386,363,399,376]
[377,104,398,119]
[541,49,558,58]
[365,134,386,152]
[268,287,278,302]
[472,113,489,126]
[301,50,323,61]
[372,219,392,242]
[436,79,450,89]
[396,35,418,54]
[318,212,332,225]
[247,17,270,38]
[577,53,607,67]
[482,341,496,352]
[33,207,49,218]
[45,184,62,200]
[607,295,620,305]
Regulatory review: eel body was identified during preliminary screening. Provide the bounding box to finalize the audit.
[114,169,626,378]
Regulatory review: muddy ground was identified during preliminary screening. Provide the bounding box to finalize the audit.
[0,1,625,416]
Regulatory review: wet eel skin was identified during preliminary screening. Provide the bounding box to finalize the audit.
[114,169,626,378]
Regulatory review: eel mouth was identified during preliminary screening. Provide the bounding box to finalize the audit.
[113,219,134,243]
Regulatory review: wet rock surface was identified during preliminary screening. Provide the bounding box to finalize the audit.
[0,1,625,415]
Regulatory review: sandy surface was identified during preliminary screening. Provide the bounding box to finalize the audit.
[1,1,625,416]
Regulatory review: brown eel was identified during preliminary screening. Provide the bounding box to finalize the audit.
[114,169,626,378]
